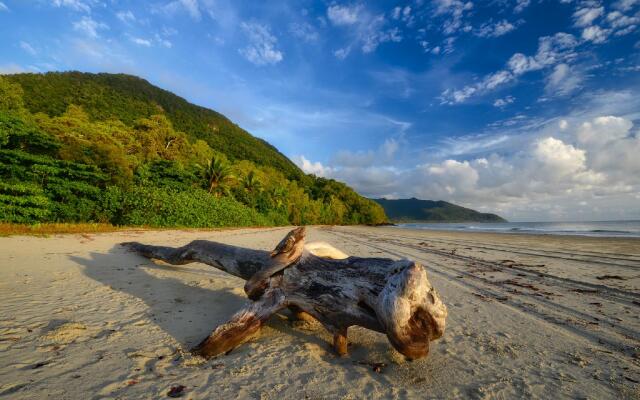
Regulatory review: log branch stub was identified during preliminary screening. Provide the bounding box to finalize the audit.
[191,286,286,358]
[122,227,448,361]
[244,227,306,300]
[333,329,348,356]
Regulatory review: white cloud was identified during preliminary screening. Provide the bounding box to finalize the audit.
[239,22,283,66]
[614,24,637,35]
[0,2,8,12]
[72,16,108,38]
[130,37,152,47]
[441,70,515,104]
[613,0,640,11]
[289,22,319,42]
[514,0,530,13]
[422,159,479,195]
[155,34,173,48]
[493,96,515,107]
[545,63,583,96]
[52,0,92,13]
[391,5,413,25]
[116,10,136,23]
[328,5,402,58]
[581,25,610,43]
[304,89,640,220]
[19,41,37,56]
[294,155,334,177]
[606,11,639,35]
[159,0,201,20]
[534,137,587,177]
[432,0,474,35]
[334,47,351,59]
[327,4,361,25]
[573,6,604,27]
[361,16,402,53]
[475,20,517,38]
[441,32,578,104]
[332,137,401,167]
[607,11,639,28]
[576,116,633,147]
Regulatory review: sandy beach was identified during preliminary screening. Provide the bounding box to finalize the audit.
[1,226,639,399]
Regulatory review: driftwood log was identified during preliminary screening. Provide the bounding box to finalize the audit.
[122,227,447,360]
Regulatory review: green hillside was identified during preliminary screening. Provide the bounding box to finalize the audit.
[373,198,506,223]
[6,72,302,180]
[0,72,387,227]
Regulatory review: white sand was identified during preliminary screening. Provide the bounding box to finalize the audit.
[0,226,639,399]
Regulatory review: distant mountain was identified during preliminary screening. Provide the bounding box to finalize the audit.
[373,198,507,223]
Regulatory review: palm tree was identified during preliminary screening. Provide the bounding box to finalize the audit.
[205,155,233,196]
[241,170,262,194]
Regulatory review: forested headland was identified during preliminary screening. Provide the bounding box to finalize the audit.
[0,72,387,228]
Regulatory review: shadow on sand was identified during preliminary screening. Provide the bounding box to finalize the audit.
[70,244,344,360]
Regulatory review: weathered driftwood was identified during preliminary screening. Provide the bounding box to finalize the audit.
[122,227,447,360]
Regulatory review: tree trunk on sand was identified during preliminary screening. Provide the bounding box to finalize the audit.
[122,227,447,360]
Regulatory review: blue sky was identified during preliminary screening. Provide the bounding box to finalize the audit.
[1,0,640,221]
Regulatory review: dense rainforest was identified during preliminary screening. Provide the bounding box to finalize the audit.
[373,198,506,223]
[0,72,387,228]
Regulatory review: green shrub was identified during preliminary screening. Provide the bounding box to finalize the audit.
[0,182,50,223]
[105,186,273,228]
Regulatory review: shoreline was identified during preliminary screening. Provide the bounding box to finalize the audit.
[391,222,640,239]
[1,226,638,398]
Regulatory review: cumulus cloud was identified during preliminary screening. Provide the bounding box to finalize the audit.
[581,25,610,43]
[302,110,640,221]
[576,116,633,146]
[295,155,334,177]
[239,22,283,65]
[533,137,588,177]
[72,16,108,38]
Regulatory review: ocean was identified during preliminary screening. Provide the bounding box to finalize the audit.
[393,220,640,238]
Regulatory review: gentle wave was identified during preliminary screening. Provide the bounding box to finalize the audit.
[394,221,640,238]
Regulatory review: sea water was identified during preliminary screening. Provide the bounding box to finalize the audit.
[394,220,640,238]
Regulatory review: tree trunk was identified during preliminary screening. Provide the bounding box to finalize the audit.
[122,227,447,360]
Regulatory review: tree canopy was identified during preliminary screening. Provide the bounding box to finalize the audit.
[0,73,388,228]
